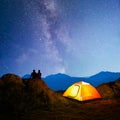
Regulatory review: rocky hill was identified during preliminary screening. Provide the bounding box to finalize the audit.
[0,73,67,112]
[97,78,120,98]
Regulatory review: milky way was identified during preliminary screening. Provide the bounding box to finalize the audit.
[22,0,74,75]
[0,0,120,77]
[0,0,73,76]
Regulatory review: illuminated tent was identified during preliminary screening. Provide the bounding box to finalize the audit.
[63,81,101,101]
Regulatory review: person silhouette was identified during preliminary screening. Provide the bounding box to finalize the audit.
[30,69,37,79]
[37,70,42,79]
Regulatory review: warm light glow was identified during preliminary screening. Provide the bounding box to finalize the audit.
[69,85,80,97]
[63,81,101,101]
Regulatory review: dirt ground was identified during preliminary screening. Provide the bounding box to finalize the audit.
[0,98,119,120]
[29,98,120,120]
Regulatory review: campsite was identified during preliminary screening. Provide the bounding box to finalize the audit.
[0,73,120,120]
[63,81,101,101]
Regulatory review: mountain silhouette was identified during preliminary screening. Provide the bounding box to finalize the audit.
[43,71,120,91]
[43,73,86,91]
[88,71,120,86]
[22,74,31,79]
[22,71,120,91]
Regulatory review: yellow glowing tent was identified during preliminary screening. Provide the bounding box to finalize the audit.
[63,81,101,101]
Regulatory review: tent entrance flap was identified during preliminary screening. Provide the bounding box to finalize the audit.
[68,85,80,97]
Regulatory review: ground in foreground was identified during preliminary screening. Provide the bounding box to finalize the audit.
[0,98,120,120]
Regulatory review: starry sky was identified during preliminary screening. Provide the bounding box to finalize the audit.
[0,0,120,77]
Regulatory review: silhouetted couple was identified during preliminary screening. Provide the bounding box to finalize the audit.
[30,70,42,79]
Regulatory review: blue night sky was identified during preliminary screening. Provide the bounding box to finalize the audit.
[0,0,120,77]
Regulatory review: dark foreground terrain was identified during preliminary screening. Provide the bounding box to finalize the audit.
[0,73,120,120]
[0,97,120,120]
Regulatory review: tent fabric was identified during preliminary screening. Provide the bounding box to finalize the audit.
[63,81,101,101]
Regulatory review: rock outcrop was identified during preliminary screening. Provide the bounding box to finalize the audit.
[97,79,120,98]
[0,73,67,112]
[1,73,24,85]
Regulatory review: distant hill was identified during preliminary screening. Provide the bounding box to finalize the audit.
[22,71,120,91]
[22,74,31,79]
[87,71,120,86]
[42,73,85,91]
[43,71,120,91]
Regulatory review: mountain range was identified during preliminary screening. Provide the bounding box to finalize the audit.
[22,71,120,91]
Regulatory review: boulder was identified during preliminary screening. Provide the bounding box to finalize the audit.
[1,73,24,85]
[0,74,25,112]
[97,80,120,98]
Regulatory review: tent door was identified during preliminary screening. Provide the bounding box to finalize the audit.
[69,85,80,97]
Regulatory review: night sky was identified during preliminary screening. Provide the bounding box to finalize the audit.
[0,0,120,77]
